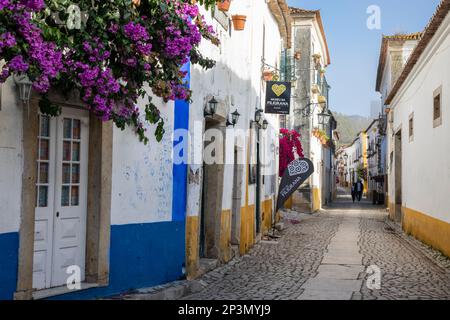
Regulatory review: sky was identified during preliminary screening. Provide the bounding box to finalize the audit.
[287,0,441,117]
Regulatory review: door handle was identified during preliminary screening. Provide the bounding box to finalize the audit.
[56,211,60,218]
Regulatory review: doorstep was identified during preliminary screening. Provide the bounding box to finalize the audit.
[32,282,100,300]
[106,279,207,300]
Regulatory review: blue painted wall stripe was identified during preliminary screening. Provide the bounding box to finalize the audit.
[172,62,190,222]
[0,232,19,300]
[48,221,185,300]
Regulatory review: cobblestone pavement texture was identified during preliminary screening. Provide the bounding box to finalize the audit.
[184,196,450,300]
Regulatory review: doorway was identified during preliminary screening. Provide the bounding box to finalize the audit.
[231,147,243,245]
[32,109,89,290]
[199,119,225,259]
[255,133,261,235]
[394,129,402,223]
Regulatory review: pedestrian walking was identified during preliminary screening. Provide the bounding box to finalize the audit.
[351,183,356,202]
[356,180,363,202]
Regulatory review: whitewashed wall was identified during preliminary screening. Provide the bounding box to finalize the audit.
[0,79,23,235]
[110,94,175,225]
[188,0,282,218]
[389,13,450,223]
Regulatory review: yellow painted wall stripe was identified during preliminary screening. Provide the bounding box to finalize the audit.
[403,207,450,258]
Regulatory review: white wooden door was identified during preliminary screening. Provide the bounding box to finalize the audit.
[33,114,57,290]
[33,109,89,289]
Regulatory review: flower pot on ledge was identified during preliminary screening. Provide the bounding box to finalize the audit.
[232,15,247,31]
[263,70,273,81]
[217,0,231,12]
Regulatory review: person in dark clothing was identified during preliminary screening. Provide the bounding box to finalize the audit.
[351,183,356,202]
[356,180,363,201]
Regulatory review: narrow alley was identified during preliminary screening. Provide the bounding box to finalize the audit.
[183,191,450,300]
[1,0,450,305]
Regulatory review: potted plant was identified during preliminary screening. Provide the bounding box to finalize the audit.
[312,53,321,64]
[232,15,247,31]
[217,0,231,12]
[312,128,319,138]
[294,51,302,61]
[263,69,274,81]
[319,67,326,78]
[318,95,327,104]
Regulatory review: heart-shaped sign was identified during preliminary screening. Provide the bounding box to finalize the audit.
[272,84,287,97]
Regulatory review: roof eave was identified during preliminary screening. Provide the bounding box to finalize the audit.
[385,0,450,105]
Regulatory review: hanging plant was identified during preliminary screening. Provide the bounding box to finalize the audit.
[0,0,220,144]
[319,67,326,77]
[262,69,273,81]
[313,127,329,145]
[232,14,247,31]
[312,53,321,64]
[217,0,230,12]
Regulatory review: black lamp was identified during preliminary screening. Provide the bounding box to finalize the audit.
[318,109,331,129]
[254,108,263,123]
[226,109,241,127]
[204,96,218,117]
[262,119,269,130]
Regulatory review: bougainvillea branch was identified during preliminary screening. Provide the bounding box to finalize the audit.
[0,0,219,143]
[279,129,304,177]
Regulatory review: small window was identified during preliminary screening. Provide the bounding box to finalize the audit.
[433,86,442,127]
[409,113,414,142]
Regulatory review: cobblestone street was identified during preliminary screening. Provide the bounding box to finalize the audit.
[184,195,450,300]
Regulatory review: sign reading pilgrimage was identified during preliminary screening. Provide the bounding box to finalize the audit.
[276,158,314,212]
[265,81,291,115]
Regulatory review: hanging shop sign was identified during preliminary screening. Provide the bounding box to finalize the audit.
[276,158,314,212]
[265,81,291,115]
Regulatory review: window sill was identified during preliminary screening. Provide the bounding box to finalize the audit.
[32,282,101,300]
[433,118,442,128]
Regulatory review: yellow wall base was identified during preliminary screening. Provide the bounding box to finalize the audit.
[219,210,232,263]
[185,216,199,280]
[312,187,321,212]
[239,204,255,255]
[403,207,450,258]
[261,199,273,235]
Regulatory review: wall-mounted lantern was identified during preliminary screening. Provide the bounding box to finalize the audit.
[204,96,218,117]
[255,108,263,123]
[250,108,264,129]
[14,74,33,104]
[226,109,240,127]
[317,109,331,130]
[262,119,269,130]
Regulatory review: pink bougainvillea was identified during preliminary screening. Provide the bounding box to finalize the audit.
[279,129,304,177]
[0,0,219,143]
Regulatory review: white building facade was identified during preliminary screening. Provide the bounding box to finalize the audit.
[0,0,290,300]
[384,0,450,257]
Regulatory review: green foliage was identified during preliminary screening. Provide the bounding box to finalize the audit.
[39,96,62,116]
[334,112,372,146]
